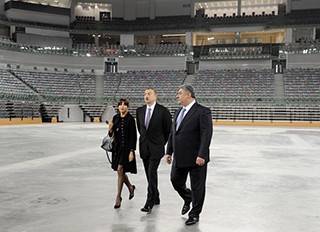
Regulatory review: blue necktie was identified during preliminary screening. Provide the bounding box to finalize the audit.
[145,108,152,129]
[176,108,186,130]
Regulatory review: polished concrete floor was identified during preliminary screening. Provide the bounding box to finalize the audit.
[0,123,320,232]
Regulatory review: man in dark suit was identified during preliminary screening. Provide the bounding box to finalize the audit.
[136,87,172,213]
[165,84,213,226]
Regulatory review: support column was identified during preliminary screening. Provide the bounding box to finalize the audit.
[94,35,99,47]
[149,0,155,19]
[120,34,134,46]
[312,27,316,40]
[284,28,293,45]
[10,25,15,39]
[238,0,241,16]
[235,32,241,43]
[69,0,75,22]
[0,0,5,14]
[190,0,196,17]
[185,32,192,46]
[286,0,291,13]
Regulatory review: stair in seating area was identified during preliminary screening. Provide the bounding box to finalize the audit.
[5,102,15,118]
[40,103,63,122]
[79,103,106,120]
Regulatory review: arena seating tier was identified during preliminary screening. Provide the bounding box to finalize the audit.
[0,69,36,95]
[192,69,275,107]
[0,99,40,118]
[1,68,319,121]
[283,68,320,106]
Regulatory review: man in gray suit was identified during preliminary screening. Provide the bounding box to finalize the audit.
[165,84,213,226]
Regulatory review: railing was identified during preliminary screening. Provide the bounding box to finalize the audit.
[0,39,192,58]
[280,44,320,55]
[0,92,38,101]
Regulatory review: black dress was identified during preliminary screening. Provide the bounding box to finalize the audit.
[110,113,137,173]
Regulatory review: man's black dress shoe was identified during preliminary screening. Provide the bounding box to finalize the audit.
[185,216,199,226]
[140,206,152,214]
[181,201,191,215]
[129,185,135,200]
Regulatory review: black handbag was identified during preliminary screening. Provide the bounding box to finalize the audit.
[101,134,115,164]
[101,134,114,152]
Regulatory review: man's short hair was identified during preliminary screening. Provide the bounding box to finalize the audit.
[179,84,195,98]
[145,87,157,95]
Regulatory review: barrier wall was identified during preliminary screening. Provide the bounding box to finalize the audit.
[213,120,320,127]
[1,117,319,128]
[0,118,42,125]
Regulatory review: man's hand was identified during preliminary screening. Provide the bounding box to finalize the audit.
[196,157,205,166]
[165,154,172,164]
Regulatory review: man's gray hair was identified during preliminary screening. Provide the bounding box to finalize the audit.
[179,84,196,98]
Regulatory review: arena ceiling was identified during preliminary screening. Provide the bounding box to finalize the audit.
[15,0,288,9]
[196,0,287,9]
[20,0,71,8]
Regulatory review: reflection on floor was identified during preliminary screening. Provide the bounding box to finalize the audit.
[0,123,320,232]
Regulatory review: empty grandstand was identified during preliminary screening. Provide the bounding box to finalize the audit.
[0,0,319,125]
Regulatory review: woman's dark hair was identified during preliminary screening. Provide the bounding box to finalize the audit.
[117,98,129,107]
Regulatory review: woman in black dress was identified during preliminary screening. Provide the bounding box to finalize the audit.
[108,98,137,208]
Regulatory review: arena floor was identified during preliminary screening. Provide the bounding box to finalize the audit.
[0,123,319,232]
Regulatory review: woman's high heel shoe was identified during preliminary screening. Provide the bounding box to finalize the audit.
[114,197,122,209]
[129,185,135,200]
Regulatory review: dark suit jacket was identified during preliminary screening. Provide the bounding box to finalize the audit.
[166,102,213,168]
[136,103,172,159]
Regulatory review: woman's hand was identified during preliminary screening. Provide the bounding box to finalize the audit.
[129,151,134,162]
[108,121,113,133]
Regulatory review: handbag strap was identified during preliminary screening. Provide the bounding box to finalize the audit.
[105,151,112,164]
